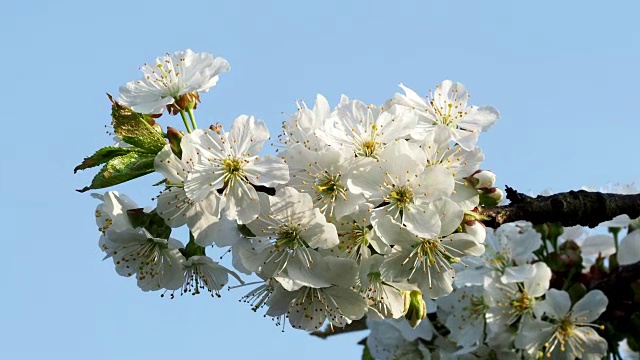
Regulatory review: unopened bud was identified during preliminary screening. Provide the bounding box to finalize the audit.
[469,170,496,189]
[547,222,564,241]
[479,187,504,206]
[463,220,486,243]
[166,127,185,158]
[403,290,427,328]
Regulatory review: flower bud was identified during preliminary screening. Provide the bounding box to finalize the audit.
[403,290,427,328]
[166,126,184,158]
[479,187,504,206]
[469,170,496,189]
[463,220,486,243]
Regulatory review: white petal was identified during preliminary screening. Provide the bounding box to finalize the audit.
[416,165,455,202]
[618,229,640,266]
[244,155,289,186]
[323,286,368,324]
[523,262,551,298]
[154,145,188,182]
[457,105,500,132]
[224,182,260,224]
[402,204,441,238]
[227,115,270,156]
[500,264,535,283]
[538,289,571,319]
[572,290,608,322]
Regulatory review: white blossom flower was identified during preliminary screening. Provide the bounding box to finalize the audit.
[154,142,226,247]
[377,212,484,299]
[579,233,616,268]
[316,96,417,158]
[349,140,456,238]
[185,115,289,223]
[437,285,489,349]
[516,289,608,359]
[359,255,406,319]
[367,318,434,360]
[420,125,484,181]
[99,228,185,291]
[118,49,229,114]
[265,256,367,331]
[282,144,362,220]
[394,80,499,150]
[242,188,339,284]
[456,222,543,286]
[331,211,389,261]
[177,255,242,298]
[94,191,139,234]
[278,94,330,152]
[485,262,551,334]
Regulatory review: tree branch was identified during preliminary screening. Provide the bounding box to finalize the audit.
[480,187,640,228]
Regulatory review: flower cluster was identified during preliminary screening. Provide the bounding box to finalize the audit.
[78,50,640,359]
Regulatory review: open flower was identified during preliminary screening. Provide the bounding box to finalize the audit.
[516,289,608,359]
[265,256,367,331]
[348,140,456,238]
[185,115,289,223]
[99,228,185,291]
[118,49,229,114]
[377,211,484,299]
[94,191,139,234]
[394,80,499,150]
[241,188,339,284]
[154,141,227,247]
[282,144,361,220]
[315,96,417,159]
[178,255,243,297]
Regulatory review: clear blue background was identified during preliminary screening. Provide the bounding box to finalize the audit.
[1,0,638,359]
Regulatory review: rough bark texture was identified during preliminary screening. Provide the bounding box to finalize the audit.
[480,187,640,228]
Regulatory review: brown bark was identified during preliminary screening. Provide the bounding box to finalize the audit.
[480,187,640,229]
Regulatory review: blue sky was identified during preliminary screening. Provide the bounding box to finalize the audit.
[1,0,638,359]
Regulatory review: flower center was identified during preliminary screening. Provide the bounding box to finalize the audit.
[489,251,511,272]
[338,223,371,260]
[428,87,470,128]
[223,157,247,185]
[357,139,380,157]
[509,291,534,316]
[367,271,382,284]
[468,295,489,318]
[386,185,414,210]
[143,56,185,96]
[403,238,461,282]
[275,224,308,251]
[315,172,346,204]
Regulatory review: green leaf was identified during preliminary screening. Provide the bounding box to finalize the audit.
[76,152,155,192]
[109,95,166,153]
[74,146,146,173]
